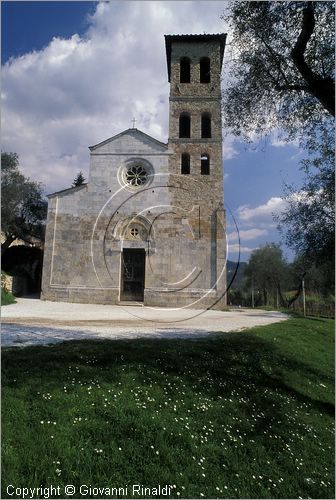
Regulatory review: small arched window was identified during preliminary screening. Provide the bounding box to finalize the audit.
[179,113,191,138]
[201,113,211,138]
[181,153,190,175]
[200,57,211,83]
[201,153,210,175]
[180,57,191,83]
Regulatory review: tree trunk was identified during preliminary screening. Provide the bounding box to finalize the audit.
[1,236,16,256]
[277,272,307,308]
[291,2,335,116]
[263,288,267,305]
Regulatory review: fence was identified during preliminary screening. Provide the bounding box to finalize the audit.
[291,296,335,318]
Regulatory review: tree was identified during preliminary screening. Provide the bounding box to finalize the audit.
[223,2,334,289]
[221,1,334,142]
[244,243,290,306]
[291,254,333,298]
[1,152,47,255]
[72,171,86,187]
[277,125,335,276]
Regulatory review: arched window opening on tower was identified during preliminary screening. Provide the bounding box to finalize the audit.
[180,57,191,83]
[181,153,190,175]
[201,113,212,138]
[200,57,211,83]
[179,113,191,138]
[201,154,210,175]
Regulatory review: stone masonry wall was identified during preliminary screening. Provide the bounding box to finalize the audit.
[166,37,227,306]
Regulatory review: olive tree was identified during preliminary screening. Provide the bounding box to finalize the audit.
[221,1,334,142]
[1,152,47,255]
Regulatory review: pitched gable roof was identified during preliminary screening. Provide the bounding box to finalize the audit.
[89,128,168,151]
[47,183,88,199]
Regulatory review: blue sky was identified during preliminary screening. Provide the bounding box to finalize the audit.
[1,1,306,262]
[2,1,95,63]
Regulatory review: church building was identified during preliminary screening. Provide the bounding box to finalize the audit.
[41,34,228,309]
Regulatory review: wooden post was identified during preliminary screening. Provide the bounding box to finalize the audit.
[251,279,255,308]
[302,278,306,316]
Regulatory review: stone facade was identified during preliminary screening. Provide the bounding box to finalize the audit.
[41,33,227,309]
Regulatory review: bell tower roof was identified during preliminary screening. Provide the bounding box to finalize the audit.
[164,33,227,82]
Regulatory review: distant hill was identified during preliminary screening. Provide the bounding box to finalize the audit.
[226,260,247,290]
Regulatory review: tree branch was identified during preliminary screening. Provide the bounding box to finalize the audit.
[259,35,290,85]
[277,272,306,309]
[291,2,335,116]
[275,84,309,92]
[1,235,16,256]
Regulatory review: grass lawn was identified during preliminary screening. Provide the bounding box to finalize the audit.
[1,287,16,305]
[2,316,334,499]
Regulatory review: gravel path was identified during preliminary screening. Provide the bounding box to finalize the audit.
[2,298,288,347]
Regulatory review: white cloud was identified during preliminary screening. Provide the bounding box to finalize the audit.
[223,134,238,160]
[228,243,257,254]
[271,137,288,147]
[289,150,304,161]
[271,132,299,148]
[237,197,286,224]
[2,1,229,193]
[227,228,268,241]
[227,227,267,258]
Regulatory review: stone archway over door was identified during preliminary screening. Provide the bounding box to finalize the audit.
[120,249,146,301]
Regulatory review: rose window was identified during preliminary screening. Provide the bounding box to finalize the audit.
[125,165,148,186]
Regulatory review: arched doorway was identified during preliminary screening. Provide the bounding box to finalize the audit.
[121,248,146,301]
[116,216,151,302]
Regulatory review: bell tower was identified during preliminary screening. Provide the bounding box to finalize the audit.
[164,34,227,308]
[165,34,226,204]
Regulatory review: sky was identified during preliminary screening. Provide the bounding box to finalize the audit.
[1,0,306,262]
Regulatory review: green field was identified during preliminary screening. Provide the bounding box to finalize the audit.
[2,316,334,499]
